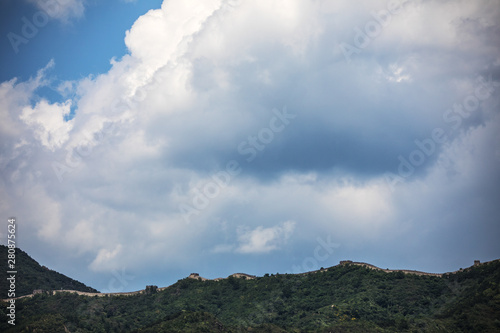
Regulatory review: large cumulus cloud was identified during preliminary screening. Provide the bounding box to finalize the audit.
[0,0,499,290]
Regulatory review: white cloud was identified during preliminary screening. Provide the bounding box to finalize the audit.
[124,0,222,73]
[319,181,395,236]
[90,245,123,271]
[0,81,28,141]
[236,221,296,254]
[20,99,73,151]
[0,60,53,142]
[384,63,412,83]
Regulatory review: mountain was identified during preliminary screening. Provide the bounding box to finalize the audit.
[0,245,98,299]
[1,247,499,332]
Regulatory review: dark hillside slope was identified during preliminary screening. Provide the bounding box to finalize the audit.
[0,245,98,298]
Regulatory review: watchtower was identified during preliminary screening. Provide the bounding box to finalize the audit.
[145,285,158,294]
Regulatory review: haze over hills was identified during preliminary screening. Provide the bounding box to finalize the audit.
[1,246,500,332]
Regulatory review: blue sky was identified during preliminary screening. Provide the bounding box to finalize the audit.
[1,0,500,293]
[1,0,162,82]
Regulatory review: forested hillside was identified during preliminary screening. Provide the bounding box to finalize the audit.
[1,249,499,332]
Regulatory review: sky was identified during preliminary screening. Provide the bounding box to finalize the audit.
[0,0,499,293]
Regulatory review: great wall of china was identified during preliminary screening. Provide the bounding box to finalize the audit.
[336,261,443,277]
[5,258,498,302]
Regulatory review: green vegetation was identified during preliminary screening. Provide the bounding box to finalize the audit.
[0,245,97,298]
[1,246,499,332]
